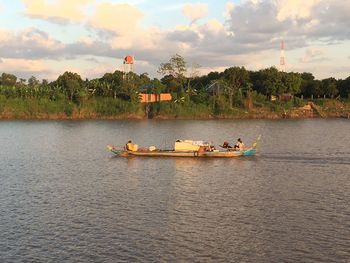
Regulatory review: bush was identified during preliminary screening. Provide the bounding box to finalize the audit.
[314,99,327,106]
[293,97,304,107]
[0,95,6,112]
[158,101,211,118]
[85,97,141,116]
[252,91,267,107]
[64,102,74,116]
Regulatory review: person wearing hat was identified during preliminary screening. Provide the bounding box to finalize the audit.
[234,138,245,151]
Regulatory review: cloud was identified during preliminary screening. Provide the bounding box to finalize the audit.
[308,1,350,40]
[88,3,144,34]
[225,0,350,51]
[182,3,208,24]
[0,28,52,59]
[226,1,290,49]
[22,0,94,24]
[7,0,350,80]
[276,0,321,21]
[0,28,64,59]
[224,2,235,19]
[206,19,224,34]
[0,26,165,66]
[167,29,200,43]
[22,0,146,35]
[0,58,52,79]
[23,0,92,24]
[299,48,328,63]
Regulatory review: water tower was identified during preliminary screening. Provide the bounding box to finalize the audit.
[123,55,134,79]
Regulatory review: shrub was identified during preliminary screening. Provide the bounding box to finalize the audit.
[293,97,304,107]
[86,97,141,116]
[64,102,74,116]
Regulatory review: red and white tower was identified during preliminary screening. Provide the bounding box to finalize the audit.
[280,40,286,72]
[123,55,134,79]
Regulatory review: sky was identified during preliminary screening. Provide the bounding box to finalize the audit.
[0,0,349,81]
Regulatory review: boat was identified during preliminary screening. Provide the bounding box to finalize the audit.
[107,136,260,158]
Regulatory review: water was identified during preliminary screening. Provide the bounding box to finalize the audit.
[0,119,349,262]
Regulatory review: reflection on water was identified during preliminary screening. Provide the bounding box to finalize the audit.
[0,119,349,262]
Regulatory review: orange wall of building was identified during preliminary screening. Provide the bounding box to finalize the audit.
[139,93,172,103]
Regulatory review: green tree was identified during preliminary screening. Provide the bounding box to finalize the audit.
[321,77,338,98]
[148,79,166,94]
[56,71,84,103]
[223,66,250,108]
[158,54,187,93]
[28,76,40,87]
[282,72,302,94]
[299,73,322,98]
[1,73,17,87]
[139,73,151,86]
[259,67,283,96]
[189,71,222,95]
[160,75,179,92]
[100,71,124,99]
[337,76,350,98]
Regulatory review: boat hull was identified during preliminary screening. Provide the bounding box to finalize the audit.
[107,145,257,158]
[107,136,260,158]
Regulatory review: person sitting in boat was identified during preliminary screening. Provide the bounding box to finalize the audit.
[222,141,232,149]
[234,138,245,151]
[126,140,138,151]
[126,140,133,151]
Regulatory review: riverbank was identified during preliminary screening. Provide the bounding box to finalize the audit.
[0,98,349,120]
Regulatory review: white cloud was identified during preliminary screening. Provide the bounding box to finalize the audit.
[0,28,64,59]
[276,0,321,21]
[182,3,208,24]
[224,2,235,19]
[6,0,349,80]
[206,19,224,34]
[0,58,52,79]
[1,58,47,71]
[23,0,92,23]
[89,3,144,34]
[300,48,328,63]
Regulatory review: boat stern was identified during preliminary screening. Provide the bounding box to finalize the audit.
[242,148,257,156]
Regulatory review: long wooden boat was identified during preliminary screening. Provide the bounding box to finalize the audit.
[107,137,260,158]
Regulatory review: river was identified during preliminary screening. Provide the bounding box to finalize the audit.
[0,119,349,262]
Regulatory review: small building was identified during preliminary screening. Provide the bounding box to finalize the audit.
[139,93,172,103]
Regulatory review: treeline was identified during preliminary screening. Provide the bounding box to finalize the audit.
[0,54,349,118]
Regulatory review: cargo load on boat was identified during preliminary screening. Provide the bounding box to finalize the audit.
[174,140,209,152]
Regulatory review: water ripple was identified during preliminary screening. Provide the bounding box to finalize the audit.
[1,120,350,262]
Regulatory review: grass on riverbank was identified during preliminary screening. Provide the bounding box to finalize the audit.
[0,95,349,119]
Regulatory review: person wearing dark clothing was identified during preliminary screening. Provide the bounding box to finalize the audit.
[222,141,232,149]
